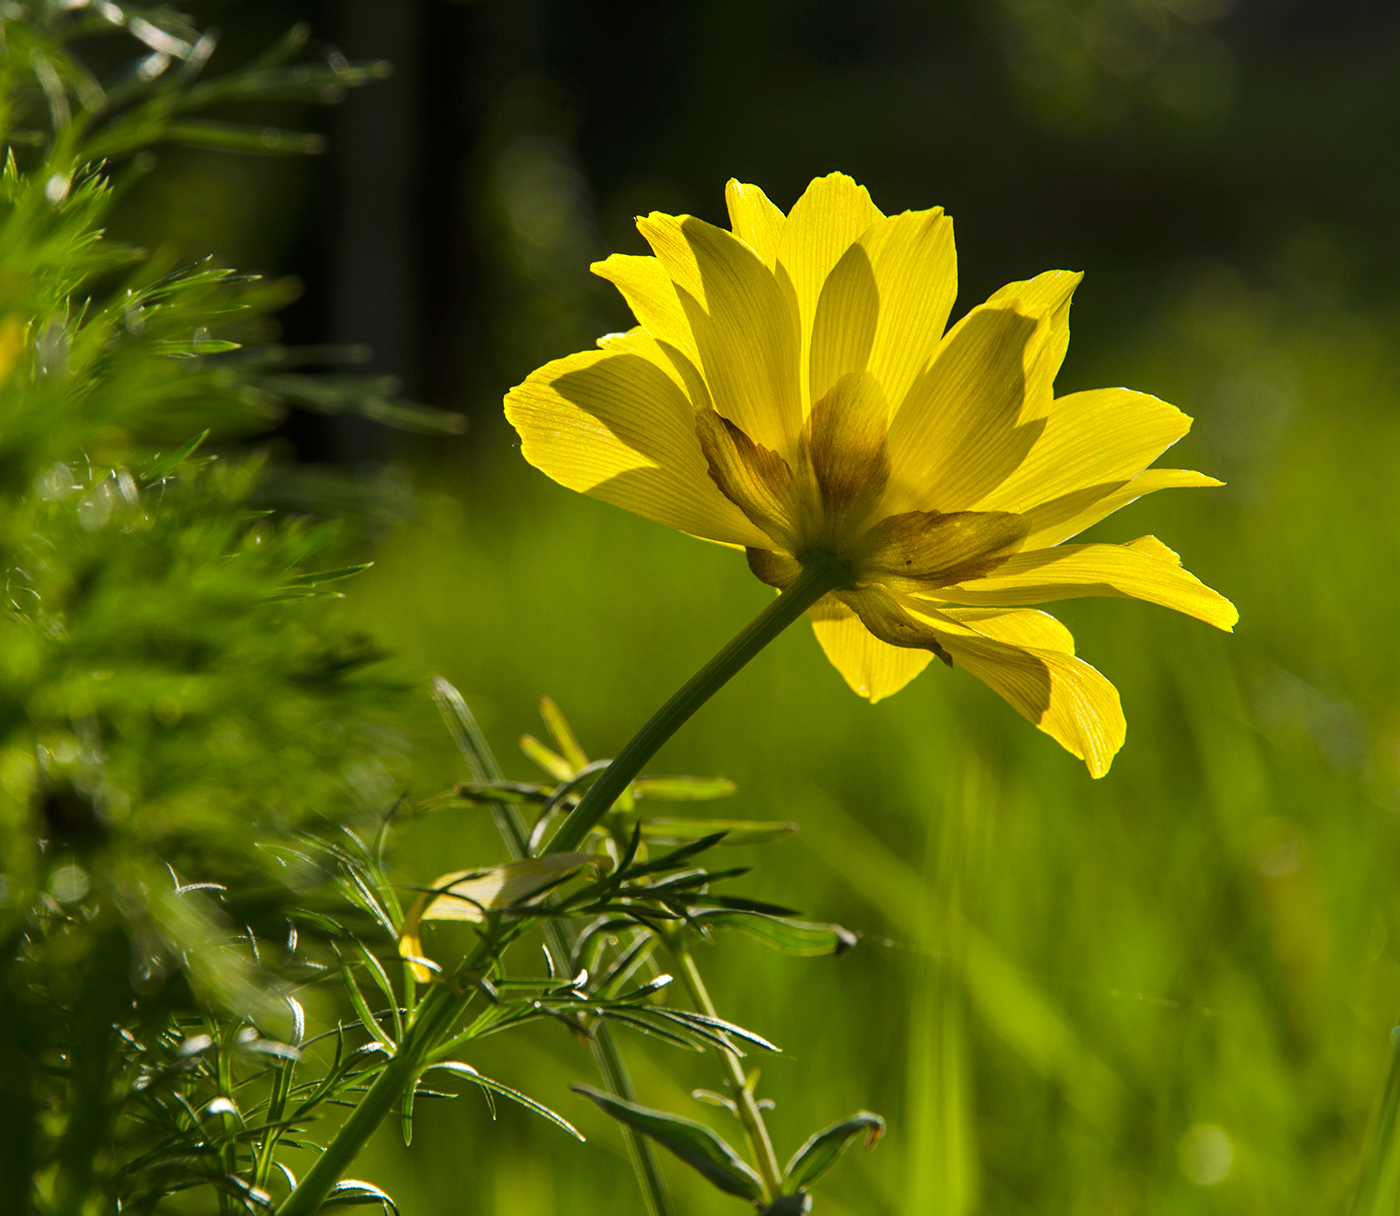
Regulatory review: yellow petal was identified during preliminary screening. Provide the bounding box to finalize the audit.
[936,631,1125,778]
[860,208,957,414]
[397,928,434,984]
[809,244,879,403]
[725,179,786,266]
[695,407,797,546]
[839,591,1123,776]
[505,347,770,548]
[976,387,1194,515]
[592,254,700,375]
[809,595,933,702]
[936,606,1076,654]
[419,854,594,923]
[1020,467,1223,549]
[987,270,1082,417]
[639,212,803,454]
[940,537,1238,630]
[885,302,1047,512]
[777,173,884,410]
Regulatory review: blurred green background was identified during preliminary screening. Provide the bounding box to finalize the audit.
[126,1,1400,1211]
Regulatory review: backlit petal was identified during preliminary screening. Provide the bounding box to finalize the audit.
[934,631,1125,778]
[886,303,1048,512]
[987,270,1081,417]
[940,536,1238,630]
[505,348,770,548]
[936,606,1076,654]
[860,208,957,413]
[840,590,1123,775]
[725,179,786,267]
[977,387,1193,515]
[777,173,884,411]
[809,243,879,404]
[805,371,890,530]
[639,212,803,454]
[810,595,932,702]
[592,253,701,374]
[1020,467,1223,548]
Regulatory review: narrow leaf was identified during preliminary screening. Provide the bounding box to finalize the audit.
[323,1179,399,1214]
[635,816,796,845]
[539,696,590,772]
[520,735,574,781]
[631,777,739,802]
[696,910,858,957]
[429,1062,584,1141]
[572,1085,764,1200]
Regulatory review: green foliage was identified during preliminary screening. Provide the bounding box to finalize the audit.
[0,9,447,1211]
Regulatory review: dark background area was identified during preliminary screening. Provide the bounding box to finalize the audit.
[109,0,1400,464]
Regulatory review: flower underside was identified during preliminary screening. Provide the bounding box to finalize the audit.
[504,172,1237,776]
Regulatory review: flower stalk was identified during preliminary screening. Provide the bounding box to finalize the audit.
[671,937,785,1200]
[547,555,847,855]
[273,976,470,1216]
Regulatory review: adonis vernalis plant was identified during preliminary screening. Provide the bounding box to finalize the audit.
[506,172,1237,776]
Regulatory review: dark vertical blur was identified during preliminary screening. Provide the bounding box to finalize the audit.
[156,0,1400,463]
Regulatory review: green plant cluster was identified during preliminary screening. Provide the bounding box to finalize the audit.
[0,6,422,1209]
[0,9,885,1215]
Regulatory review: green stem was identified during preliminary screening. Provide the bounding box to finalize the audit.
[672,940,785,1201]
[274,972,471,1216]
[547,556,845,856]
[438,683,677,1216]
[279,562,839,1216]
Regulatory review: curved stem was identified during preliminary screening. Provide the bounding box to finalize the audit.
[280,563,841,1216]
[547,556,845,856]
[274,972,471,1216]
[435,685,676,1216]
[671,940,784,1200]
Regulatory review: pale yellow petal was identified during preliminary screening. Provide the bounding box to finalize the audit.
[987,270,1082,417]
[936,606,1076,654]
[809,244,879,403]
[935,632,1125,778]
[940,537,1238,630]
[777,173,884,411]
[638,212,803,454]
[505,347,770,548]
[592,254,700,372]
[860,208,957,413]
[1020,467,1223,549]
[419,854,594,923]
[976,387,1194,515]
[725,179,786,266]
[838,590,1124,776]
[885,302,1048,512]
[809,595,933,702]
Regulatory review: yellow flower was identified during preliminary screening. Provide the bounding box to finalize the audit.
[505,173,1235,777]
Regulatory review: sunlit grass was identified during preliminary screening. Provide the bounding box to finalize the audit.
[352,266,1400,1212]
